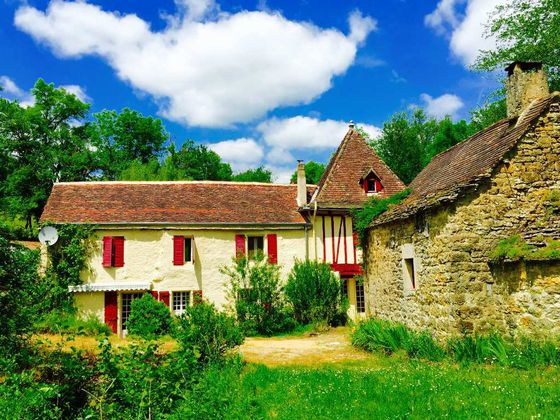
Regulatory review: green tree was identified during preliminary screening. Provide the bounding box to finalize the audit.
[290,161,325,184]
[90,108,169,180]
[0,79,93,228]
[469,98,508,132]
[425,118,476,164]
[232,166,272,183]
[476,0,560,90]
[168,140,233,181]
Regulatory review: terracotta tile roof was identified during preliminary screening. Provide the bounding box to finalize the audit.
[312,128,405,208]
[40,181,314,225]
[372,94,559,226]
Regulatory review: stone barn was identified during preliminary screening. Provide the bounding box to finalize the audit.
[365,62,560,339]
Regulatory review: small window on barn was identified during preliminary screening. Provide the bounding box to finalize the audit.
[404,258,416,291]
[184,238,193,263]
[247,236,264,259]
[362,172,383,195]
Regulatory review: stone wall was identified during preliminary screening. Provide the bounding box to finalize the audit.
[365,102,560,339]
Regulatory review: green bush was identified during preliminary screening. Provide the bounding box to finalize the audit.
[222,253,296,336]
[127,294,173,339]
[284,259,347,326]
[34,310,111,336]
[174,301,244,364]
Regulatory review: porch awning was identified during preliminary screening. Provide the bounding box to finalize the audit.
[68,283,151,293]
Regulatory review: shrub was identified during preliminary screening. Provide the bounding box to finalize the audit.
[174,301,244,364]
[222,253,296,335]
[34,310,111,336]
[127,294,173,339]
[284,259,347,326]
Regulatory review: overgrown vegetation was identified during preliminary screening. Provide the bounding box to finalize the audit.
[223,253,296,336]
[127,294,174,339]
[490,235,560,262]
[285,259,347,326]
[34,311,111,337]
[353,189,412,248]
[352,318,560,369]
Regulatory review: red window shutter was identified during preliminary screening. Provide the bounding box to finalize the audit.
[151,291,159,300]
[102,236,113,267]
[363,179,369,193]
[104,291,118,334]
[173,236,185,266]
[159,291,170,307]
[113,237,125,267]
[267,234,278,264]
[235,234,246,257]
[375,179,383,192]
[193,290,203,305]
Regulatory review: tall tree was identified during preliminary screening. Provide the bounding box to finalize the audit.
[90,108,169,180]
[290,161,325,185]
[0,79,93,228]
[233,166,273,183]
[476,0,560,90]
[165,140,233,181]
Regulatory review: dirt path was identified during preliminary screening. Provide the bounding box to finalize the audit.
[239,327,371,367]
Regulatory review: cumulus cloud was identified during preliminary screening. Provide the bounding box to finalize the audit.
[60,84,90,102]
[0,76,89,107]
[419,93,464,119]
[15,1,376,127]
[207,137,264,171]
[425,0,504,66]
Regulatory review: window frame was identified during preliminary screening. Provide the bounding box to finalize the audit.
[184,237,193,263]
[121,292,143,331]
[355,281,366,313]
[172,291,191,316]
[247,236,265,259]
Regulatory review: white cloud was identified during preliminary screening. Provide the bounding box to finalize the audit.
[0,76,25,97]
[257,116,381,151]
[208,137,264,171]
[266,147,295,165]
[60,84,90,102]
[15,1,376,127]
[425,0,504,66]
[419,93,464,119]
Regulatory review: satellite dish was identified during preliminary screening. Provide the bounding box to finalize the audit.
[38,226,59,246]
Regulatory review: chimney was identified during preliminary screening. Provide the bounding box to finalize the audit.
[296,160,307,207]
[506,61,549,118]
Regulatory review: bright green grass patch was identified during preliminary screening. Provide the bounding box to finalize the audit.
[490,235,560,262]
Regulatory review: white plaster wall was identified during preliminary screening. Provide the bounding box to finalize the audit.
[74,292,104,322]
[310,215,357,264]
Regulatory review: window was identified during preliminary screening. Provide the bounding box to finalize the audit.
[404,258,416,290]
[121,292,143,331]
[184,238,192,263]
[342,278,349,298]
[103,236,125,267]
[247,236,264,259]
[356,281,365,313]
[367,178,377,193]
[172,291,190,316]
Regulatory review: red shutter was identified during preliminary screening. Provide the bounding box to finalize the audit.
[267,234,278,264]
[193,290,203,305]
[113,237,125,267]
[102,236,113,267]
[173,236,185,266]
[235,235,246,257]
[375,179,383,192]
[104,292,118,334]
[363,179,369,193]
[160,291,170,307]
[151,291,159,300]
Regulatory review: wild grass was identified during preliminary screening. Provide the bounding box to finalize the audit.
[352,318,560,368]
[33,311,111,337]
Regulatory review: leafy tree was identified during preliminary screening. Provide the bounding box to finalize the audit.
[168,140,233,181]
[290,161,325,184]
[425,118,476,164]
[232,166,272,183]
[469,98,508,132]
[90,108,169,180]
[476,0,560,91]
[0,79,93,228]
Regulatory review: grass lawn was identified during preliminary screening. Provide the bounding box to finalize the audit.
[233,359,560,419]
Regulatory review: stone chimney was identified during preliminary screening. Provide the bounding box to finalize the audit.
[506,61,549,118]
[296,160,307,207]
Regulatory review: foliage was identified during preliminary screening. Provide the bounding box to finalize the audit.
[174,301,244,364]
[284,259,347,325]
[0,235,39,365]
[41,224,95,312]
[89,108,169,180]
[222,253,296,335]
[126,294,174,339]
[475,0,560,91]
[34,311,111,337]
[490,235,560,262]
[232,166,273,183]
[353,189,412,248]
[0,79,93,228]
[469,97,508,132]
[167,140,233,181]
[290,161,326,184]
[353,317,560,368]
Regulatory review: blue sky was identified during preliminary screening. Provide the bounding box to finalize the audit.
[0,0,503,181]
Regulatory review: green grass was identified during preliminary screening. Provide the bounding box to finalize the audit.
[222,361,560,419]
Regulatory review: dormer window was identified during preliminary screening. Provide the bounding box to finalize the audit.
[361,170,383,195]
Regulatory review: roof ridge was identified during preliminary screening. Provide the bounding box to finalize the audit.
[54,180,317,187]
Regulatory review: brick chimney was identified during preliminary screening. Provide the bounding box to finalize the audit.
[506,62,549,118]
[296,160,307,207]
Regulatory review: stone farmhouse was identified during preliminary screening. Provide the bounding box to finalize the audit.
[40,127,403,335]
[365,62,560,339]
